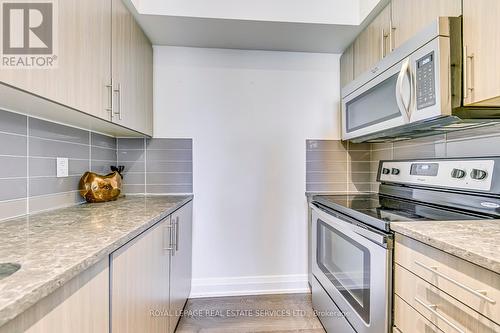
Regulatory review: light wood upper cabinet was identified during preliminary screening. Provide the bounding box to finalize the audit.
[169,201,193,332]
[340,44,354,89]
[111,0,153,136]
[0,259,109,333]
[111,217,171,333]
[463,0,500,106]
[0,0,112,121]
[354,5,391,78]
[391,0,462,50]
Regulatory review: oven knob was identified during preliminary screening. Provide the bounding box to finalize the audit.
[391,168,400,175]
[382,168,391,175]
[451,168,466,179]
[470,169,488,180]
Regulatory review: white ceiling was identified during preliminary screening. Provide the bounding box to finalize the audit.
[124,0,388,53]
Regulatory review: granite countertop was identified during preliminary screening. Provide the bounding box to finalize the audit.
[391,220,500,274]
[0,195,193,327]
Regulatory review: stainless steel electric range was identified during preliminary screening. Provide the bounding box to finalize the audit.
[310,157,500,333]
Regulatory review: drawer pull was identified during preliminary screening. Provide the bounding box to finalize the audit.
[414,297,465,333]
[415,261,496,304]
[393,327,403,333]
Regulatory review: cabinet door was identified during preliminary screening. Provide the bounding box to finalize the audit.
[391,0,461,49]
[169,201,193,332]
[111,218,171,333]
[340,44,354,88]
[354,5,391,78]
[111,0,153,136]
[0,0,112,121]
[463,0,500,106]
[0,259,109,333]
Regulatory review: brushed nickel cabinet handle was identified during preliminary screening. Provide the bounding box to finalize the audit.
[463,46,474,100]
[175,216,180,252]
[393,326,403,333]
[381,29,389,58]
[171,221,176,256]
[113,83,122,120]
[163,225,174,251]
[105,83,113,119]
[389,20,395,52]
[415,261,496,304]
[414,297,465,333]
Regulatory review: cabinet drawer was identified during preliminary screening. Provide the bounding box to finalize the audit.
[395,234,500,324]
[395,264,500,333]
[394,295,443,333]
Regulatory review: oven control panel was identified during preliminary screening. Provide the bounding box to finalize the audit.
[379,159,495,192]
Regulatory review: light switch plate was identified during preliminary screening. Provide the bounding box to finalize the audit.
[56,158,69,178]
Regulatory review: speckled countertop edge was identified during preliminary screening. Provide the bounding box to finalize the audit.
[0,195,193,327]
[391,220,500,275]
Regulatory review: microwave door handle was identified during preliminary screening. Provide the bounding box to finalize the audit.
[396,58,411,120]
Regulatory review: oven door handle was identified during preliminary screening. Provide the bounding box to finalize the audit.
[310,203,390,247]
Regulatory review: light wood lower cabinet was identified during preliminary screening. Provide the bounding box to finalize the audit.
[395,234,500,324]
[169,201,193,332]
[111,202,193,333]
[111,217,171,333]
[394,295,443,333]
[394,234,500,333]
[0,259,109,333]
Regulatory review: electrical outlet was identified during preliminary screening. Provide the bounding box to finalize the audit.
[56,158,69,178]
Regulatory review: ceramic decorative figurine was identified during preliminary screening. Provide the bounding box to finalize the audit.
[79,166,125,203]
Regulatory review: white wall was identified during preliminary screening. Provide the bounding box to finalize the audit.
[133,0,379,25]
[154,46,340,297]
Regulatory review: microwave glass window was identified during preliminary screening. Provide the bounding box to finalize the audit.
[345,73,401,133]
[316,220,371,323]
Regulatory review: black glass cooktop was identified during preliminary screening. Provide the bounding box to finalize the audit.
[313,193,489,232]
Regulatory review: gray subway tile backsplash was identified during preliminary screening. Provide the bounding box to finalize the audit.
[146,184,193,194]
[0,178,27,201]
[146,138,192,150]
[146,149,193,161]
[91,146,117,162]
[0,156,27,178]
[91,132,117,149]
[117,138,193,194]
[0,109,27,135]
[117,149,145,162]
[29,137,89,159]
[306,139,370,193]
[0,133,27,156]
[29,118,89,145]
[30,158,89,177]
[117,138,145,150]
[0,109,118,221]
[146,161,192,173]
[29,176,82,197]
[0,111,191,221]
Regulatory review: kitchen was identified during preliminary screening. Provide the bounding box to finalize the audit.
[0,0,499,332]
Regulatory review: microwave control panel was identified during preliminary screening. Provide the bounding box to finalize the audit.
[415,51,436,109]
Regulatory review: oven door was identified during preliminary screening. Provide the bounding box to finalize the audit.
[341,57,414,141]
[311,203,392,333]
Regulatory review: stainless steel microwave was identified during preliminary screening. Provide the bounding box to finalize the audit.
[341,17,500,143]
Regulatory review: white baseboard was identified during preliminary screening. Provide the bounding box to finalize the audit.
[190,274,310,298]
